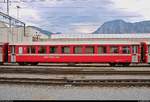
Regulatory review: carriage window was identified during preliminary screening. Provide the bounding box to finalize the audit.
[38,46,46,54]
[85,46,94,54]
[148,46,150,53]
[18,47,23,54]
[49,46,57,53]
[110,46,119,53]
[62,46,70,54]
[98,46,106,54]
[31,46,36,53]
[27,46,36,54]
[122,46,130,54]
[74,46,82,54]
[0,46,2,53]
[132,45,138,54]
[10,46,15,54]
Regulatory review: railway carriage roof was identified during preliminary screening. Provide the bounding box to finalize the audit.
[10,40,140,45]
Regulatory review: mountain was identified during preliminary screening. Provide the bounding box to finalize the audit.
[28,26,53,36]
[93,20,150,34]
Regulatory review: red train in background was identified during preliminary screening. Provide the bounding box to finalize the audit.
[0,40,149,66]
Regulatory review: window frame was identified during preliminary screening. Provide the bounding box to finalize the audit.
[85,46,95,54]
[122,46,131,54]
[148,45,150,54]
[49,46,57,54]
[97,46,107,54]
[27,46,36,54]
[132,45,138,54]
[109,46,119,54]
[18,46,23,54]
[38,46,47,54]
[73,46,83,54]
[61,46,70,54]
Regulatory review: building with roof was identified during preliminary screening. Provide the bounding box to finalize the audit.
[0,21,49,43]
[49,33,150,43]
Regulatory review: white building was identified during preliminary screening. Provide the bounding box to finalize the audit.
[25,26,49,40]
[0,21,8,43]
[0,21,49,43]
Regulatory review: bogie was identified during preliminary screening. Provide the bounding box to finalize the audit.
[30,62,39,66]
[18,62,28,66]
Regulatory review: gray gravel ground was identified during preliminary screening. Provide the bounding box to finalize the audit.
[0,84,150,100]
[0,63,150,100]
[1,73,150,79]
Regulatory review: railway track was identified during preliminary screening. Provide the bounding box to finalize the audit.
[0,65,150,87]
[0,77,150,86]
[2,63,150,67]
[0,67,150,75]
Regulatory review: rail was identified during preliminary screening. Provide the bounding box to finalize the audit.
[0,77,150,86]
[0,67,150,75]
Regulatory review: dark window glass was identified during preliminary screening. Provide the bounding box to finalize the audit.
[85,46,94,54]
[27,47,30,53]
[31,46,36,53]
[122,46,130,54]
[27,46,36,54]
[74,46,82,54]
[38,46,46,54]
[49,46,57,53]
[110,46,119,53]
[62,46,70,54]
[98,46,106,54]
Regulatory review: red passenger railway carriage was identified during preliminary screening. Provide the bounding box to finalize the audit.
[0,40,147,66]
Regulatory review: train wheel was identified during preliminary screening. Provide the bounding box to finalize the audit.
[116,63,130,67]
[109,63,116,67]
[122,63,130,67]
[18,62,28,66]
[30,62,38,66]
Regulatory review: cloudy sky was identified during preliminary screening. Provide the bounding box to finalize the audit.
[0,0,150,33]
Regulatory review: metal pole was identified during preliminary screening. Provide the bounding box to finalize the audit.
[7,0,9,15]
[16,6,19,42]
[9,18,12,43]
[23,24,25,42]
[16,6,20,19]
[7,0,10,43]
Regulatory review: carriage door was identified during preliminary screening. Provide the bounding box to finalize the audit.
[0,46,2,62]
[11,46,16,62]
[132,45,138,63]
[140,42,147,63]
[147,45,150,63]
